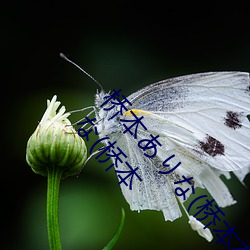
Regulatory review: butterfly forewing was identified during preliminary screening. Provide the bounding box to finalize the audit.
[126,72,250,173]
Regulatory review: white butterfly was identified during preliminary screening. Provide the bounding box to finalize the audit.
[92,72,250,240]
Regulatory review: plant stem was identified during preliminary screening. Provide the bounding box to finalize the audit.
[47,165,63,250]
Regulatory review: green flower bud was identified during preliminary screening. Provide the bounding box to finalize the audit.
[26,95,87,178]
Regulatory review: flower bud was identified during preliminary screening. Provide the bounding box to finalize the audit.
[26,95,87,178]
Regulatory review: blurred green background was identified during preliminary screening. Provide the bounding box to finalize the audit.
[2,2,250,250]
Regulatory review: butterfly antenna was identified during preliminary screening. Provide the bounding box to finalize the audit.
[60,53,104,91]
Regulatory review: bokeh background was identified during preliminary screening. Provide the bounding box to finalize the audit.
[2,2,250,250]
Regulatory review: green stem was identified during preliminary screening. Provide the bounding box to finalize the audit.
[47,165,63,250]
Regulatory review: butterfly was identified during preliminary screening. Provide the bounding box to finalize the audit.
[93,71,250,224]
[60,52,250,240]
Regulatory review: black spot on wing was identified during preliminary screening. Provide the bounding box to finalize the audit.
[224,111,243,130]
[199,135,225,157]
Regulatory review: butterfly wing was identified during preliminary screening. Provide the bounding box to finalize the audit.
[96,72,250,222]
[108,130,183,221]
[127,72,250,173]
